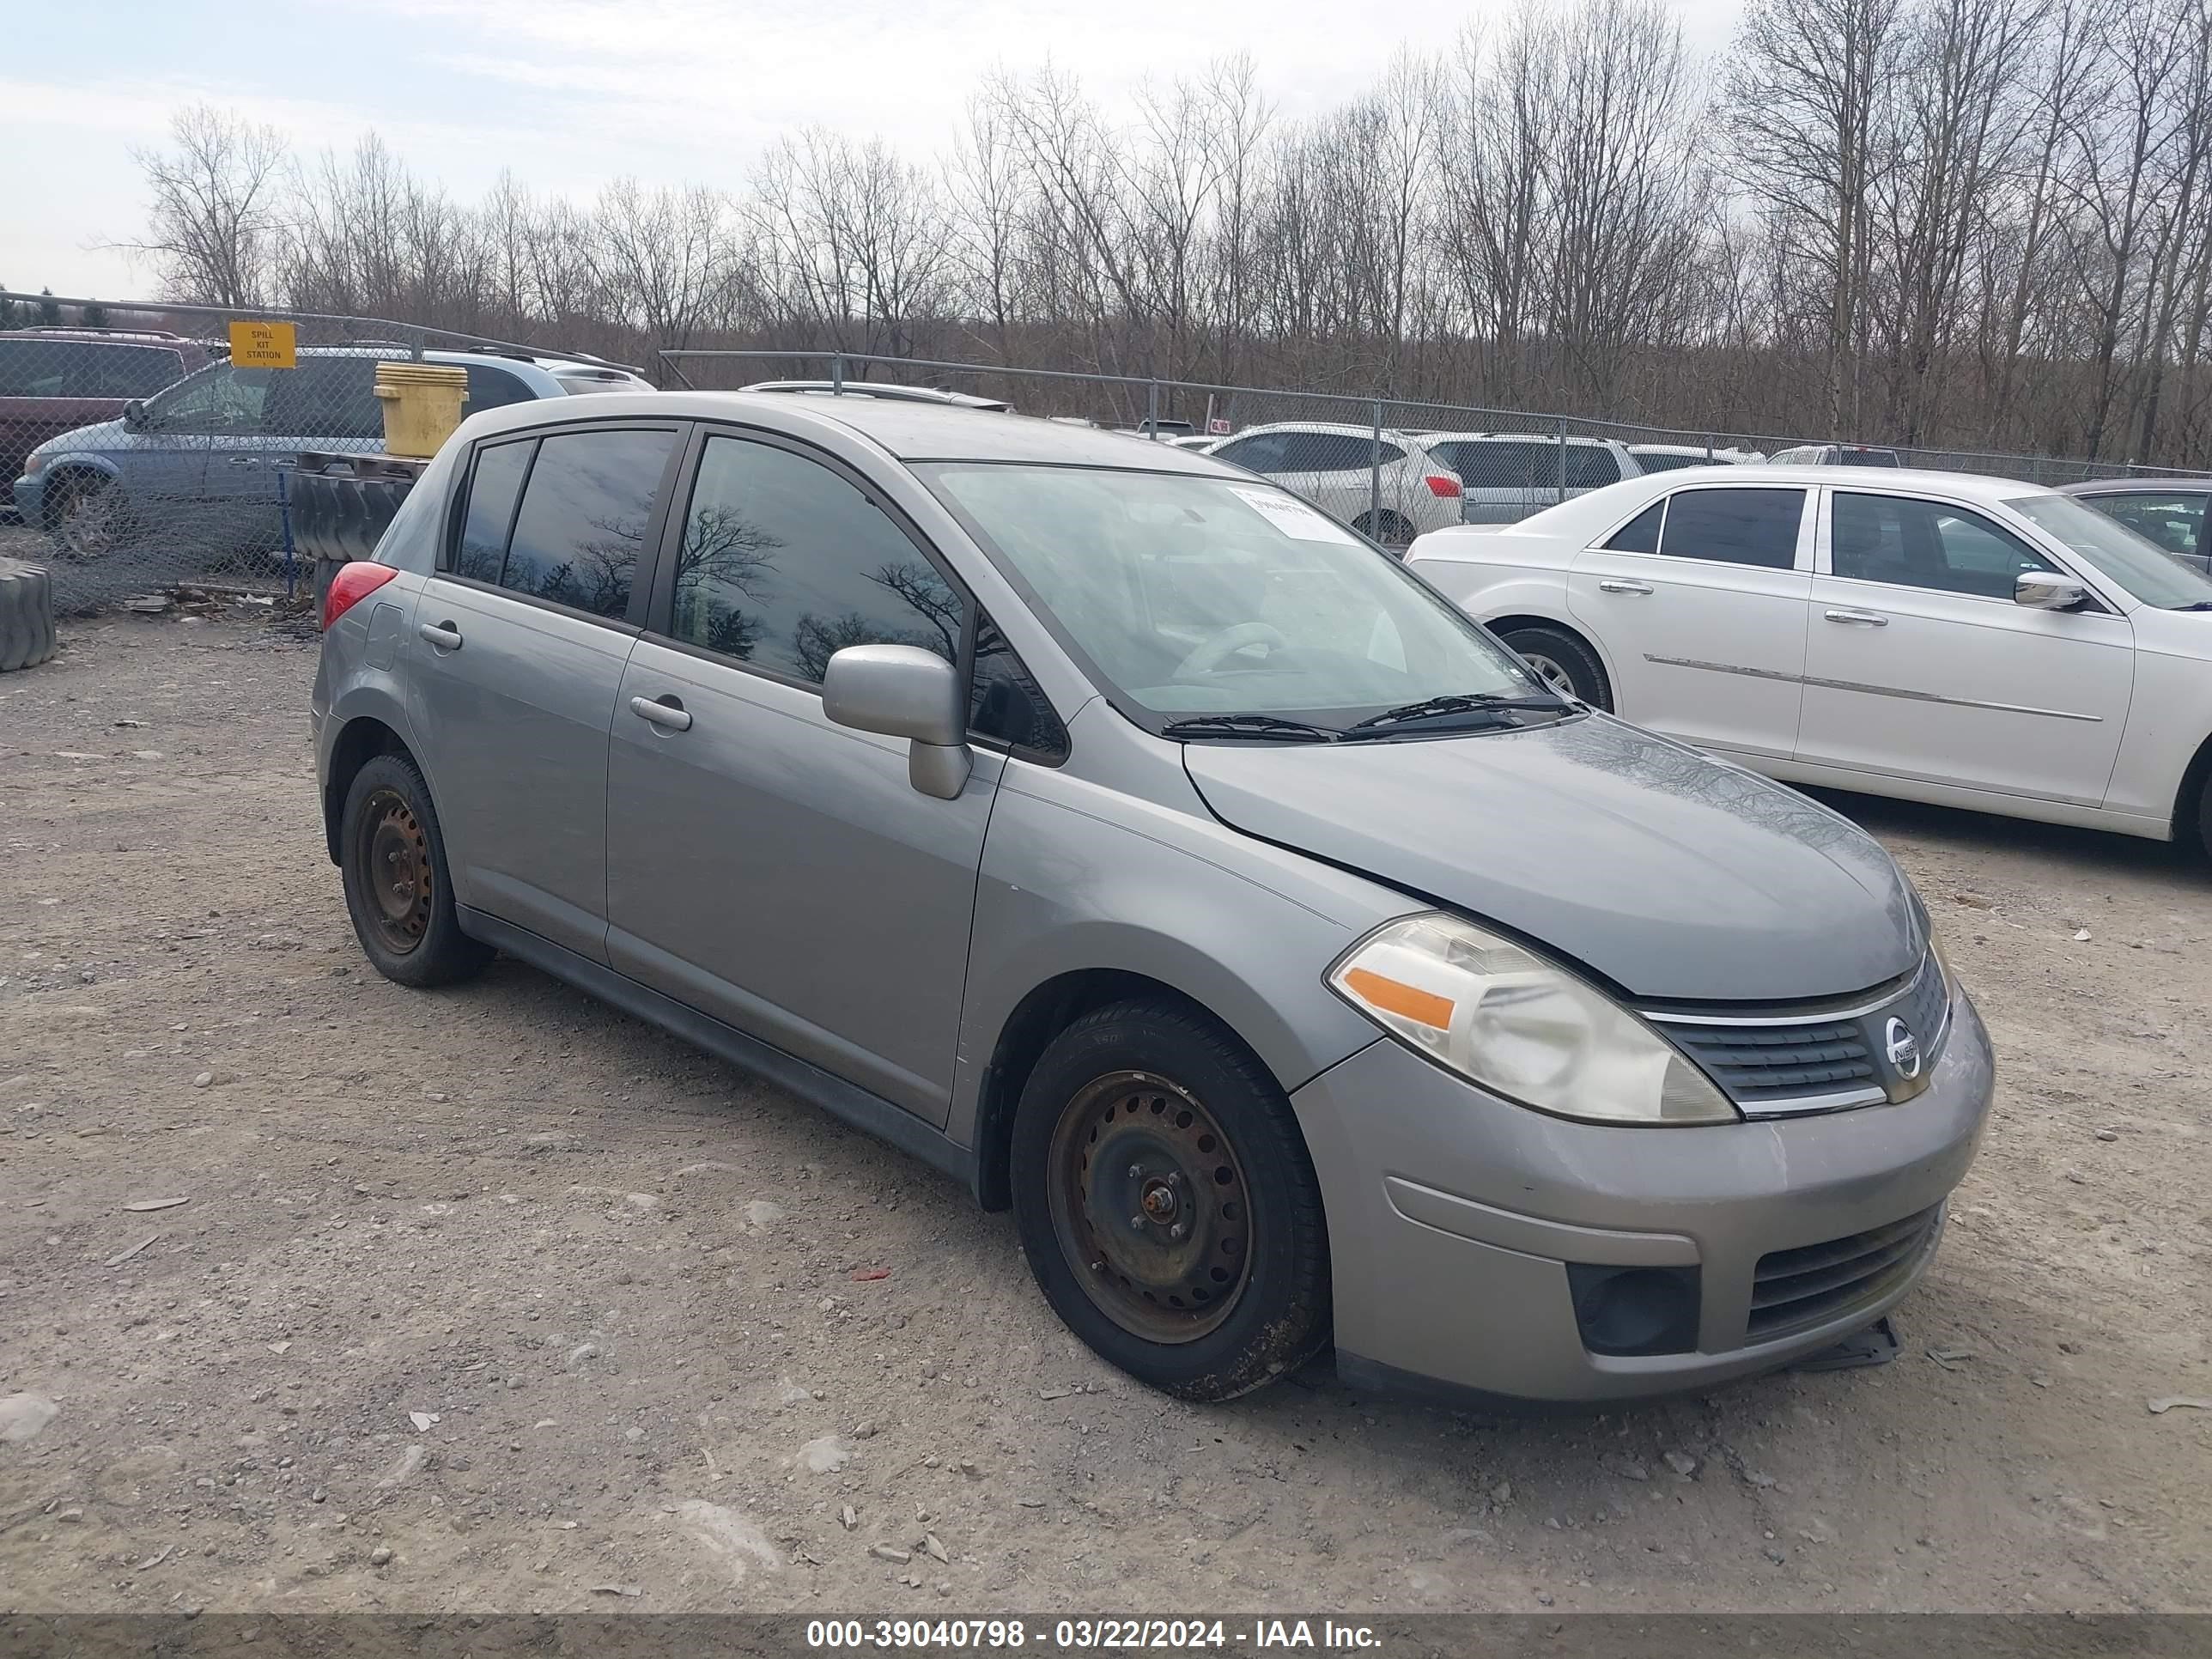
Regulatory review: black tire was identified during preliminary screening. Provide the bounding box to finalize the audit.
[48,473,131,562]
[1010,999,1330,1401]
[2198,770,2212,864]
[1353,508,1413,549]
[0,558,57,672]
[1497,623,1612,711]
[338,752,493,988]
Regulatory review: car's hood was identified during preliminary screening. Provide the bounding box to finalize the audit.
[1182,714,1923,1003]
[29,417,128,456]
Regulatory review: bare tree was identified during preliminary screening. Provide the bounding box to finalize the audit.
[115,105,289,306]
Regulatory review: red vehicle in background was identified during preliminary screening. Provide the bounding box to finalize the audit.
[0,328,213,513]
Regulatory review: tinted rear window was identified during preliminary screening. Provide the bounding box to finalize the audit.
[0,338,187,398]
[1657,489,1805,568]
[498,428,676,619]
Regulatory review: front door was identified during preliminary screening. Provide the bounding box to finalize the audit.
[1796,488,2135,805]
[405,422,684,959]
[1568,483,1814,761]
[605,429,997,1122]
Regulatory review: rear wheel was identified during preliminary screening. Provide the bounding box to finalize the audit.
[1011,999,1330,1401]
[1352,508,1413,549]
[1496,623,1612,711]
[339,752,492,988]
[2198,770,2212,863]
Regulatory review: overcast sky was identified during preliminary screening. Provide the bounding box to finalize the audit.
[2,0,1744,302]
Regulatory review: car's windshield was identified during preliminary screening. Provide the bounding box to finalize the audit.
[2009,493,2212,610]
[924,464,1556,736]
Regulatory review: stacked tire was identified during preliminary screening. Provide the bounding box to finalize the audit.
[0,557,58,672]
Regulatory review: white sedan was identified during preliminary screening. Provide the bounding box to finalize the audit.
[1405,465,2212,855]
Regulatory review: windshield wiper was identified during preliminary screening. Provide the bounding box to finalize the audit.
[1344,691,1574,735]
[1158,714,1340,742]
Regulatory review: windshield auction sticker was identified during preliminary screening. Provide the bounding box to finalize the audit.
[1228,485,1362,544]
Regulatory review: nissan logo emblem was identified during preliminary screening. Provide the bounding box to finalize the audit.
[1885,1018,1923,1080]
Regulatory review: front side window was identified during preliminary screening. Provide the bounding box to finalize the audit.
[668,435,963,682]
[926,465,1550,733]
[1832,492,2054,599]
[970,611,1066,757]
[1658,488,1805,568]
[498,428,674,619]
[143,362,267,434]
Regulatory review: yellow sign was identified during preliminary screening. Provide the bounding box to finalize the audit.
[228,319,297,369]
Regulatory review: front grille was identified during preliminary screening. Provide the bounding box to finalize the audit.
[1646,952,1952,1115]
[1748,1206,1941,1340]
[1666,1021,1877,1104]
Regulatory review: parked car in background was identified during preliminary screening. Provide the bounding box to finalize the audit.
[1407,465,2212,855]
[0,327,212,509]
[1766,443,1902,467]
[1419,432,1642,524]
[313,390,1990,1406]
[13,344,647,561]
[1628,442,1764,473]
[2063,477,2211,574]
[1204,421,1463,544]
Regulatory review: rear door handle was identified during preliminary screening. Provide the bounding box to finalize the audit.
[630,695,693,732]
[417,621,463,649]
[1598,578,1653,595]
[1823,608,1889,627]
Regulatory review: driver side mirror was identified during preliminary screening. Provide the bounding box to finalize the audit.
[821,644,972,799]
[2014,571,2088,611]
[120,398,147,431]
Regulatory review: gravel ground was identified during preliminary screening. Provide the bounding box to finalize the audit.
[1,614,2206,1615]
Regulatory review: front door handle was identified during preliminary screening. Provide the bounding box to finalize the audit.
[417,621,463,649]
[1823,608,1889,627]
[1598,578,1653,595]
[630,694,693,732]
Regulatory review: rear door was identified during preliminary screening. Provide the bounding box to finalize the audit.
[205,356,386,549]
[1568,483,1814,761]
[605,427,1002,1121]
[405,419,685,959]
[1796,488,2134,804]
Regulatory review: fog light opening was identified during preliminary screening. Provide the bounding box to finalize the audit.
[1566,1263,1701,1357]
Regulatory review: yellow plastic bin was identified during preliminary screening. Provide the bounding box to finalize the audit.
[372,361,470,459]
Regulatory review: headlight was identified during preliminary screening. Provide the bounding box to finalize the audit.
[1327,913,1736,1125]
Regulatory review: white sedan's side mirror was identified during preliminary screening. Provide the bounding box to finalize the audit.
[2014,571,2088,611]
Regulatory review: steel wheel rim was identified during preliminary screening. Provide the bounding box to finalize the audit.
[1522,652,1575,696]
[1046,1069,1254,1343]
[355,787,432,954]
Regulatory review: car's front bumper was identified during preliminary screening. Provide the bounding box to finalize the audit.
[1289,981,1994,1406]
[11,472,45,526]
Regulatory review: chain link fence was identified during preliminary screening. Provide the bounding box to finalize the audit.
[664,349,2198,547]
[3,295,2196,616]
[0,292,643,613]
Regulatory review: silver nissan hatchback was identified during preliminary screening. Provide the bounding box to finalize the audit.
[313,392,1994,1407]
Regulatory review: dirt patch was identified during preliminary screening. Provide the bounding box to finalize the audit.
[1,616,2206,1613]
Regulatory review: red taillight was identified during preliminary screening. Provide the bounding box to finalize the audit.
[322,562,399,629]
[1425,474,1462,498]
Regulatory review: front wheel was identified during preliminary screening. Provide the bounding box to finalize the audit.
[51,474,131,562]
[1011,1000,1330,1401]
[1496,623,1613,711]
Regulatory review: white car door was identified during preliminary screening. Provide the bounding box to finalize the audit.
[1795,486,2135,805]
[1567,483,1815,762]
